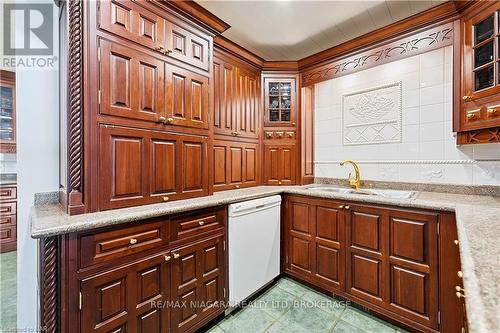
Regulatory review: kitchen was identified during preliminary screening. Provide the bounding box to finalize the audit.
[1,0,499,333]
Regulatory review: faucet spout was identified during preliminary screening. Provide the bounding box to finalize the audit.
[340,160,361,190]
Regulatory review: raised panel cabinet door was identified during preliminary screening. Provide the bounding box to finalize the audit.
[345,205,387,308]
[286,199,314,278]
[387,210,439,329]
[235,68,260,139]
[212,143,228,190]
[242,144,259,186]
[263,145,280,185]
[99,125,148,210]
[213,59,236,136]
[165,64,209,130]
[100,39,165,123]
[181,138,209,196]
[98,0,165,51]
[314,205,345,290]
[278,145,296,185]
[80,253,170,333]
[170,235,225,333]
[150,137,177,197]
[164,20,210,71]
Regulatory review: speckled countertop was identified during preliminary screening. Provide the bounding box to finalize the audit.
[30,185,500,333]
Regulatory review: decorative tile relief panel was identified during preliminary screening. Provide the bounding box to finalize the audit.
[314,46,500,186]
[343,82,402,145]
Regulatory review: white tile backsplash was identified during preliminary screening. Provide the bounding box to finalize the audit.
[314,45,500,186]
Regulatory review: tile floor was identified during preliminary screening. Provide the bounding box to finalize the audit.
[206,277,408,333]
[0,251,17,331]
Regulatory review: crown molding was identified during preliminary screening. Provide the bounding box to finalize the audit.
[163,0,230,34]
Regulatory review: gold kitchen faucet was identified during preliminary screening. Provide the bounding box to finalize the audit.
[340,160,361,190]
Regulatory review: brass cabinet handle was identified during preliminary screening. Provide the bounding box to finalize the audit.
[166,117,174,124]
[231,131,239,136]
[487,108,497,115]
[129,238,138,245]
[456,291,466,299]
[344,205,350,210]
[266,132,273,139]
[163,196,169,202]
[156,45,165,52]
[455,286,465,292]
[164,255,172,262]
[338,205,345,209]
[454,239,459,245]
[291,122,296,126]
[276,132,283,138]
[278,181,282,185]
[235,185,240,189]
[173,253,180,259]
[457,271,463,278]
[466,112,477,120]
[286,132,294,138]
[462,95,472,102]
[157,116,166,123]
[198,221,205,226]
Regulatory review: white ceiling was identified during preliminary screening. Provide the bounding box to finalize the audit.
[197,0,446,61]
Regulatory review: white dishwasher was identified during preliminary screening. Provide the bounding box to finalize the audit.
[228,195,281,306]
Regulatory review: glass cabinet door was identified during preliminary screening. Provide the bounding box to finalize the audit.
[264,78,296,127]
[0,86,15,142]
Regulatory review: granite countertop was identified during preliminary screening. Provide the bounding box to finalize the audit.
[30,185,500,333]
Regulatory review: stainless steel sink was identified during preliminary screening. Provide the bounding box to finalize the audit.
[306,185,416,199]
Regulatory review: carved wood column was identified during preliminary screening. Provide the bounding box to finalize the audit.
[40,237,58,333]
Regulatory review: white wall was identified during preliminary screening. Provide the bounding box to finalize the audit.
[14,1,60,330]
[314,46,500,185]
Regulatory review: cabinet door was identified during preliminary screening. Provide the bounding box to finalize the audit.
[264,77,296,127]
[264,144,296,185]
[170,235,225,333]
[213,140,260,191]
[98,0,165,51]
[164,20,210,71]
[235,68,260,139]
[287,200,314,277]
[99,125,208,210]
[165,64,209,130]
[100,39,165,123]
[80,253,170,333]
[213,59,236,137]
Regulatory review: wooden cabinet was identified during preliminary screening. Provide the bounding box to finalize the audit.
[0,185,16,253]
[284,195,449,332]
[263,144,296,185]
[263,77,296,128]
[213,140,260,191]
[71,207,227,333]
[98,0,210,71]
[170,235,225,333]
[457,1,500,141]
[98,125,208,210]
[0,70,16,153]
[213,54,260,140]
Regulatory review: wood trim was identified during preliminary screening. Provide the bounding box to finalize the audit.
[40,237,58,333]
[457,127,500,144]
[262,61,299,72]
[162,0,230,34]
[65,0,85,214]
[298,1,465,70]
[214,35,265,68]
[301,22,454,87]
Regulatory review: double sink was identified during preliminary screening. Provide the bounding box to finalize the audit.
[306,185,417,199]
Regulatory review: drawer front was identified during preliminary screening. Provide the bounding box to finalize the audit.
[172,208,226,242]
[79,220,168,267]
[0,186,16,201]
[0,215,16,226]
[0,202,16,215]
[0,225,16,243]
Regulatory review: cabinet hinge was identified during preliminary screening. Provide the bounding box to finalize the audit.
[79,291,82,311]
[438,311,441,324]
[97,47,101,62]
[98,90,101,105]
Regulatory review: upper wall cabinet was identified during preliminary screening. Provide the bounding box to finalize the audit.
[98,0,211,71]
[0,70,15,153]
[213,54,260,140]
[460,2,500,132]
[264,77,296,128]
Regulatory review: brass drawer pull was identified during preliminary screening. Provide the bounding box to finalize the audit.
[466,111,478,120]
[198,221,205,226]
[487,108,497,115]
[235,185,240,189]
[454,239,459,245]
[163,196,169,202]
[456,291,466,299]
[173,253,180,259]
[344,205,350,210]
[129,238,138,245]
[462,95,472,102]
[157,116,166,124]
[455,286,465,292]
[457,271,463,278]
[278,181,282,185]
[166,117,174,124]
[338,205,345,209]
[164,255,172,262]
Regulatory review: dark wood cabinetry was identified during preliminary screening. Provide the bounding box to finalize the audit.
[213,140,260,191]
[98,125,208,210]
[64,207,227,333]
[0,185,16,253]
[0,70,16,153]
[457,1,500,143]
[264,77,296,128]
[284,195,463,333]
[263,144,296,185]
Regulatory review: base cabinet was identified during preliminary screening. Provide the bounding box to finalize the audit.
[284,195,463,333]
[263,144,296,185]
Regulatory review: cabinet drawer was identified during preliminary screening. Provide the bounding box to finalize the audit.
[0,202,16,215]
[79,220,168,267]
[0,215,16,226]
[0,225,16,243]
[171,208,225,242]
[0,186,16,201]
